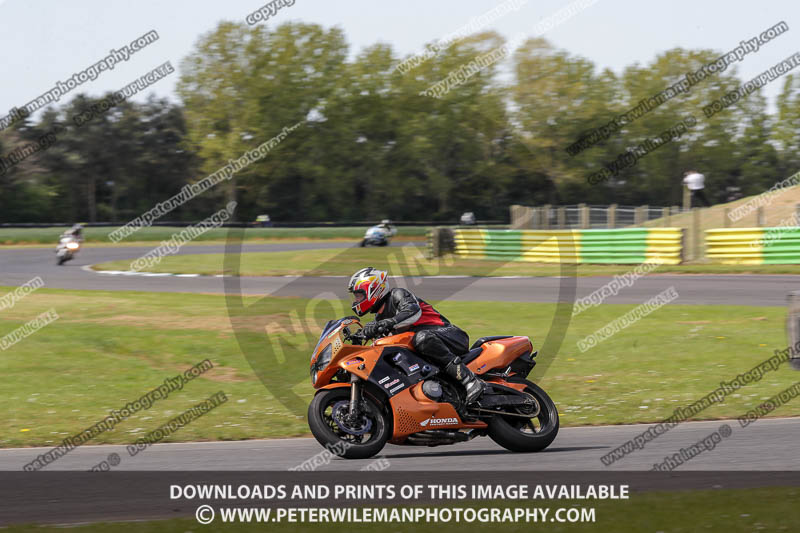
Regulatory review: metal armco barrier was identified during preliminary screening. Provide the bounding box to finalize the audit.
[706,228,800,264]
[451,228,684,264]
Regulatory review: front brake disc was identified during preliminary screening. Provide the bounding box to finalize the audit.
[331,400,373,435]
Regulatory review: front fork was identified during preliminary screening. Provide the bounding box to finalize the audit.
[348,373,363,420]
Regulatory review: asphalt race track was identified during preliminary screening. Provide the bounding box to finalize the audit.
[1,242,799,305]
[1,243,799,475]
[0,418,796,471]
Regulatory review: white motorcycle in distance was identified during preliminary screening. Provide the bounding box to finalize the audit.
[360,220,397,247]
[56,235,81,265]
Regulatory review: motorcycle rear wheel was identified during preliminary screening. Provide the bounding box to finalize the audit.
[487,378,559,453]
[308,388,390,459]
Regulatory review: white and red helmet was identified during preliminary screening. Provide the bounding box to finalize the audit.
[348,267,388,316]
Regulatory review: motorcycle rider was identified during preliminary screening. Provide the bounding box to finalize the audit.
[61,223,84,242]
[347,267,484,404]
[377,219,396,236]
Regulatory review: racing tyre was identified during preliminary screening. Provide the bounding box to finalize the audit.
[308,388,390,459]
[487,378,559,452]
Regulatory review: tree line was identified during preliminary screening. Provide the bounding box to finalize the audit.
[2,21,799,223]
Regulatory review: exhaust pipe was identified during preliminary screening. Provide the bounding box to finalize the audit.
[406,430,471,446]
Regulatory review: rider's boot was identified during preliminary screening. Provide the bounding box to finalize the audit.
[444,356,485,405]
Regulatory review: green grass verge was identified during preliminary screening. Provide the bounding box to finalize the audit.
[0,226,430,245]
[94,246,800,276]
[1,287,797,448]
[4,487,798,532]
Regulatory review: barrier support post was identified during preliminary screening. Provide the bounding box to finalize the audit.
[634,206,645,226]
[579,203,589,229]
[509,205,521,229]
[557,207,566,229]
[608,204,617,229]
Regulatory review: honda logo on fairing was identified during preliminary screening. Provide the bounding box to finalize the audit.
[420,416,459,427]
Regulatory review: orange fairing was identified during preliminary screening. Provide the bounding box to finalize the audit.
[483,378,527,392]
[374,331,414,348]
[467,336,532,374]
[314,342,376,387]
[388,384,487,441]
[329,332,414,382]
[311,320,412,387]
[311,318,364,387]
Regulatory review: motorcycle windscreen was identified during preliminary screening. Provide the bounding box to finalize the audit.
[312,316,359,354]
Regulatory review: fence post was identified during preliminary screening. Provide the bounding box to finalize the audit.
[519,206,533,229]
[579,203,589,229]
[723,207,730,228]
[662,207,670,227]
[756,206,765,227]
[510,205,521,229]
[633,206,644,226]
[608,204,617,229]
[557,207,566,229]
[683,185,691,210]
[542,204,551,230]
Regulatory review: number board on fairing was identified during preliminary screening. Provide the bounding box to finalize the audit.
[368,347,433,397]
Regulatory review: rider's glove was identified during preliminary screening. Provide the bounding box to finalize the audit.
[376,318,396,335]
[362,319,395,339]
[361,321,379,339]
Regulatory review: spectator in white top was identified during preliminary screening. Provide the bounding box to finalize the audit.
[683,170,711,207]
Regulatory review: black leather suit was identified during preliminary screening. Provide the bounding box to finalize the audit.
[373,288,468,366]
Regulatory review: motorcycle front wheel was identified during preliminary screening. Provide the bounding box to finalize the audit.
[487,378,559,453]
[308,388,390,459]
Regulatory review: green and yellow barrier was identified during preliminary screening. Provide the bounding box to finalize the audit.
[452,228,683,264]
[706,228,800,264]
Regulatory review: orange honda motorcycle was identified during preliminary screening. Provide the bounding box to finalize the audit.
[308,317,559,459]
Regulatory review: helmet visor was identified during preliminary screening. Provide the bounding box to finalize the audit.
[352,290,366,304]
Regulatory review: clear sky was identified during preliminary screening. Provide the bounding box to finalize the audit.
[1,0,797,116]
